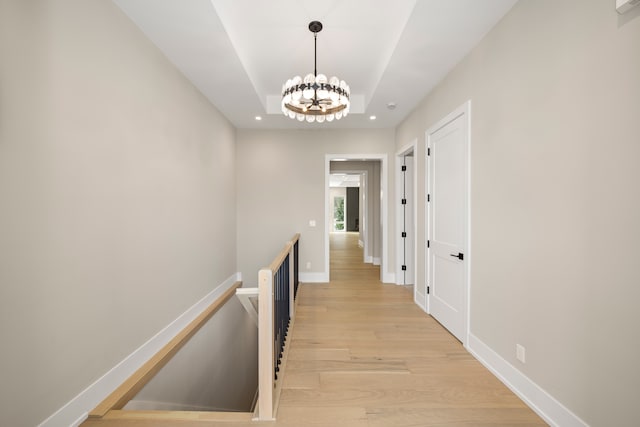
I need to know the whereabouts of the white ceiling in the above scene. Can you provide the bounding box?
[330,174,361,188]
[112,0,518,130]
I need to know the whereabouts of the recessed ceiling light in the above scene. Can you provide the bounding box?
[255,116,262,121]
[369,115,377,121]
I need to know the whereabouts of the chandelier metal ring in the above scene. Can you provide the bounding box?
[281,21,350,123]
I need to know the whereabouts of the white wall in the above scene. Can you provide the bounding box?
[396,0,640,425]
[236,129,395,284]
[0,1,251,426]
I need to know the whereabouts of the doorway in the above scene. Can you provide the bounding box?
[425,101,470,344]
[325,155,391,283]
[345,187,360,232]
[396,142,417,292]
[328,177,360,233]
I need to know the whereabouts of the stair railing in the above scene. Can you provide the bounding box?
[256,233,300,420]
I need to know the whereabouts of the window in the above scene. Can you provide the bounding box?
[333,196,345,231]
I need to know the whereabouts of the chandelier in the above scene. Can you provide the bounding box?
[281,21,350,123]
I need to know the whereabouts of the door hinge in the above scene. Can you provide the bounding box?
[427,240,430,248]
[427,194,430,202]
[401,165,407,172]
[401,198,407,205]
[427,147,431,156]
[401,231,407,238]
[427,286,430,294]
[402,265,407,271]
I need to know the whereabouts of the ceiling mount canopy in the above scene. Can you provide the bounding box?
[281,21,350,123]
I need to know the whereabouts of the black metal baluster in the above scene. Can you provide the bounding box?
[273,254,293,381]
[293,241,299,299]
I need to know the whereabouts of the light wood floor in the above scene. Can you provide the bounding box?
[83,232,546,426]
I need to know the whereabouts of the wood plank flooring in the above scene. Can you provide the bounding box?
[276,232,546,426]
[82,232,546,426]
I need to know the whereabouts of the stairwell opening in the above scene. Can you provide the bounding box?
[123,294,258,413]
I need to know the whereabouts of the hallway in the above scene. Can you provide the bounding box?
[82,232,546,427]
[275,232,547,426]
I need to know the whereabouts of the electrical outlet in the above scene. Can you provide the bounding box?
[306,262,311,269]
[516,344,526,363]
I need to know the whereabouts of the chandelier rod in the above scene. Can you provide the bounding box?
[309,20,322,77]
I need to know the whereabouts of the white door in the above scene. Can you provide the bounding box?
[427,103,469,343]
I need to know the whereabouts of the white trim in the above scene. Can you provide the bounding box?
[465,101,472,345]
[414,291,426,312]
[70,413,87,427]
[325,154,391,283]
[467,334,589,427]
[329,170,370,261]
[382,271,396,284]
[360,171,370,262]
[395,140,418,289]
[425,100,471,345]
[235,287,259,326]
[37,273,242,427]
[373,257,381,266]
[364,255,373,264]
[298,272,329,283]
[395,147,404,283]
[380,156,390,283]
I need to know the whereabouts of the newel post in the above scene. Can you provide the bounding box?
[257,268,274,420]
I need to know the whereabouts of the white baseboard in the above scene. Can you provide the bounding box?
[373,257,381,266]
[37,273,242,427]
[414,292,426,312]
[300,269,390,284]
[467,334,588,427]
[358,240,364,248]
[382,272,395,284]
[364,255,373,263]
[298,272,329,283]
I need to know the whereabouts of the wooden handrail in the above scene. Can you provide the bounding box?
[267,234,300,272]
[90,282,242,418]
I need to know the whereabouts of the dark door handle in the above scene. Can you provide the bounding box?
[450,252,464,260]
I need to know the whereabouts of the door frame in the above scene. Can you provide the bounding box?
[425,100,471,345]
[330,170,369,261]
[395,140,418,289]
[325,154,391,283]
